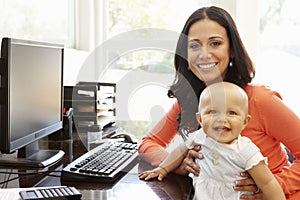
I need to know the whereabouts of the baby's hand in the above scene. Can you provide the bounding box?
[138,167,168,181]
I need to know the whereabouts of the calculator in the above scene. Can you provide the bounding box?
[19,186,82,200]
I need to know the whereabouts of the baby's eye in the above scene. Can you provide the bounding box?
[228,111,237,115]
[208,110,217,115]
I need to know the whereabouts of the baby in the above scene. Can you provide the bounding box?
[139,82,285,200]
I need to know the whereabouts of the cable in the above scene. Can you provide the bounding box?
[0,176,18,187]
[0,170,63,176]
[0,169,63,188]
[1,169,12,188]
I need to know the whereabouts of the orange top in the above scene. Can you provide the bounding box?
[138,84,300,199]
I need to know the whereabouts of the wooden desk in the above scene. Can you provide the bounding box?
[0,131,194,200]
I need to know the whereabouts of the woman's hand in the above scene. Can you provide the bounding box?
[234,172,263,200]
[174,145,203,176]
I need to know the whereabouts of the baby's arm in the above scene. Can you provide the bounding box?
[248,161,286,200]
[138,166,169,181]
[139,143,188,181]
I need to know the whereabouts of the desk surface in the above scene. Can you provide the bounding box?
[0,130,193,200]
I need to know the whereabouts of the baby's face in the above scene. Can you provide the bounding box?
[197,85,250,144]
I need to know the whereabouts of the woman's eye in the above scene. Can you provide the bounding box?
[210,41,221,47]
[189,43,200,50]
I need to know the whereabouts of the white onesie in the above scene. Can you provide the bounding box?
[186,129,267,200]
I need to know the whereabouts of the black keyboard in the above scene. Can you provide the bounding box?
[61,141,139,183]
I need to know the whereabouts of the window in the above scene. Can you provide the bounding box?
[0,0,70,45]
[107,0,212,38]
[256,0,300,116]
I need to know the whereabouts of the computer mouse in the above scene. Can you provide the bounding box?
[110,132,138,144]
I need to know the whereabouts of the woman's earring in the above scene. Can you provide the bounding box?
[229,61,233,67]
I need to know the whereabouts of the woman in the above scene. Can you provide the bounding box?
[138,6,300,199]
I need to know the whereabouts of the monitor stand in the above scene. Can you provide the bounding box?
[0,141,65,168]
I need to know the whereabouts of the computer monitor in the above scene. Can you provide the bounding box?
[0,37,65,167]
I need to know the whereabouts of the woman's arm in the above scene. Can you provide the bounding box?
[138,101,180,166]
[248,161,286,200]
[247,85,300,197]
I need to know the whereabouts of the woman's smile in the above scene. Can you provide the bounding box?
[197,62,217,70]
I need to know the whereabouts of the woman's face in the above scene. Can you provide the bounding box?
[187,19,231,84]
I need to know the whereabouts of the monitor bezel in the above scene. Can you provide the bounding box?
[0,37,64,154]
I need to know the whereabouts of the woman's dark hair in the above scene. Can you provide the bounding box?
[168,6,256,132]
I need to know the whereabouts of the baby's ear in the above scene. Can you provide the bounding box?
[243,115,251,128]
[196,112,202,125]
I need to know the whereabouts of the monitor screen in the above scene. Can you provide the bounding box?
[0,37,64,167]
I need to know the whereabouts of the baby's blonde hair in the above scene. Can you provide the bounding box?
[199,82,249,113]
